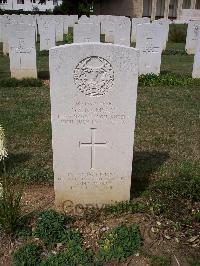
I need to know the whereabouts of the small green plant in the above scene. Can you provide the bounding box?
[64,33,73,44]
[139,73,200,87]
[41,240,94,266]
[0,125,23,234]
[97,224,141,263]
[150,255,171,266]
[33,209,74,247]
[103,201,146,216]
[12,243,42,266]
[192,211,200,223]
[0,78,43,88]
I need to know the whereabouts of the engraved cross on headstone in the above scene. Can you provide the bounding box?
[79,128,107,170]
[45,38,51,46]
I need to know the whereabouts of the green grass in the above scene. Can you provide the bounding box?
[0,41,199,190]
[149,255,171,266]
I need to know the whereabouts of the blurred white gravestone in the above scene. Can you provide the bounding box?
[2,15,13,55]
[55,16,64,42]
[73,23,100,43]
[63,15,78,34]
[50,43,139,207]
[186,21,200,54]
[40,20,56,51]
[114,17,131,46]
[9,24,37,79]
[131,17,150,43]
[101,15,115,43]
[0,16,2,42]
[152,19,170,50]
[192,30,200,78]
[136,23,162,75]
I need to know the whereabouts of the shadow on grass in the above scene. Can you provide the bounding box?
[131,150,169,198]
[3,152,31,172]
[38,71,49,80]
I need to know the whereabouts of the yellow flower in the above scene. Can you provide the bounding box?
[0,125,8,162]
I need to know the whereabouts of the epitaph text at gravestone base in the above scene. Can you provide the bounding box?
[50,43,139,208]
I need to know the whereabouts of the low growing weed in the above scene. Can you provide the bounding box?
[33,209,75,247]
[97,224,141,263]
[12,243,42,266]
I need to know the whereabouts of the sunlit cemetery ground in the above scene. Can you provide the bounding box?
[0,25,199,265]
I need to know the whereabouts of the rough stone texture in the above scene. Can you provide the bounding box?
[136,23,162,75]
[40,19,56,51]
[131,17,150,43]
[74,23,100,43]
[186,21,200,54]
[9,24,37,79]
[50,43,139,207]
[192,30,200,78]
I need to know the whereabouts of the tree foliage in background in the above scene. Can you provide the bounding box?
[54,0,95,16]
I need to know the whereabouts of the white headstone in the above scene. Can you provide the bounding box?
[9,24,37,79]
[152,19,170,50]
[186,21,200,54]
[2,15,13,55]
[73,23,100,43]
[136,23,162,75]
[101,15,115,43]
[0,16,2,43]
[131,17,150,43]
[55,16,64,42]
[40,20,56,51]
[50,43,139,207]
[114,17,131,46]
[78,15,91,24]
[192,30,200,78]
[63,15,78,35]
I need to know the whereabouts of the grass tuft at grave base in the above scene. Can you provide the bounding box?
[12,209,142,266]
[0,78,43,88]
[139,72,200,87]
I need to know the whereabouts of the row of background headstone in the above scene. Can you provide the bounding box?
[0,14,199,79]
